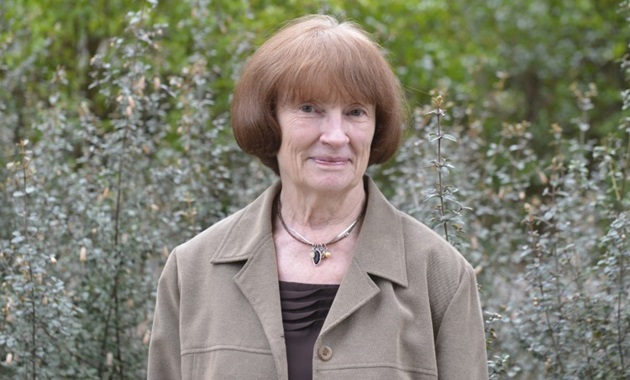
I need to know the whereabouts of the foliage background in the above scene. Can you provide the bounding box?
[1,0,628,378]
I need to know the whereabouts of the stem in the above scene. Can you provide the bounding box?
[616,241,626,374]
[20,143,38,380]
[113,120,129,379]
[610,159,622,204]
[435,107,449,241]
[608,129,629,210]
[546,159,566,374]
[528,211,565,374]
[97,292,114,377]
[113,269,123,378]
[96,99,131,380]
[619,131,630,204]
[538,256,564,373]
[96,2,153,375]
[99,0,155,372]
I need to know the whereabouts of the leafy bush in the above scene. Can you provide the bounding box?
[1,0,628,378]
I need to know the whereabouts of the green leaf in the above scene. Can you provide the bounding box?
[442,133,458,142]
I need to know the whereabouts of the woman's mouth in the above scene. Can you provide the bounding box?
[312,157,350,165]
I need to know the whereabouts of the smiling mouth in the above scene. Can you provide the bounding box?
[312,157,350,165]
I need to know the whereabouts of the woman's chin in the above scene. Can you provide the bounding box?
[301,173,363,195]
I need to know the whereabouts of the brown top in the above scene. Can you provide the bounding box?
[279,281,339,380]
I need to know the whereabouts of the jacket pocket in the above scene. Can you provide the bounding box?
[316,364,438,379]
[182,346,276,379]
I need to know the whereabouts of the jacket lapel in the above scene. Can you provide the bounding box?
[233,237,288,380]
[210,182,289,380]
[320,259,380,334]
[322,178,409,334]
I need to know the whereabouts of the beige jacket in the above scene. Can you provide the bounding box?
[148,178,488,379]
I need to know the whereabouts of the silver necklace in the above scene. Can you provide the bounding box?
[276,197,364,266]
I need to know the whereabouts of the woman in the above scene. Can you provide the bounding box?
[148,15,487,380]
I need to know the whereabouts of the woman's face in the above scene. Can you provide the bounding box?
[275,99,375,195]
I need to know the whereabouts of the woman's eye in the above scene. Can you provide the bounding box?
[299,105,315,113]
[349,108,366,117]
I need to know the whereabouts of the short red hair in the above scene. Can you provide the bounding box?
[231,15,405,174]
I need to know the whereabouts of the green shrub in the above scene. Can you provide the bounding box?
[1,0,628,378]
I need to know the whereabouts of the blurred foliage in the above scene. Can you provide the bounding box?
[1,0,629,378]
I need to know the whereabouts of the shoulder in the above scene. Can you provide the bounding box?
[173,208,247,261]
[362,176,474,286]
[397,209,475,301]
[169,181,280,266]
[397,210,473,275]
[394,209,477,322]
[159,208,247,285]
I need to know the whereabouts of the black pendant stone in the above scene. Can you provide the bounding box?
[311,245,326,266]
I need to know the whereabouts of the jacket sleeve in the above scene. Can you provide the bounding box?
[435,265,488,379]
[148,250,182,380]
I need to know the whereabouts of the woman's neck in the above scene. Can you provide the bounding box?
[278,182,366,234]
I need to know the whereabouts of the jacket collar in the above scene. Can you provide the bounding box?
[209,177,408,288]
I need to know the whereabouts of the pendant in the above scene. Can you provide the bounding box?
[310,245,330,266]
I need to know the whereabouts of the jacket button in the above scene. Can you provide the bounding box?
[317,346,333,361]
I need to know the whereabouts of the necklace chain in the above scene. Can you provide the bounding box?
[276,196,364,266]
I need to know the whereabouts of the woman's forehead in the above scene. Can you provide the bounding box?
[278,74,373,106]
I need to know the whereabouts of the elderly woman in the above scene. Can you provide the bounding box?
[148,15,487,380]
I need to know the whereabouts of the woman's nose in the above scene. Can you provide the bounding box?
[320,111,349,146]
